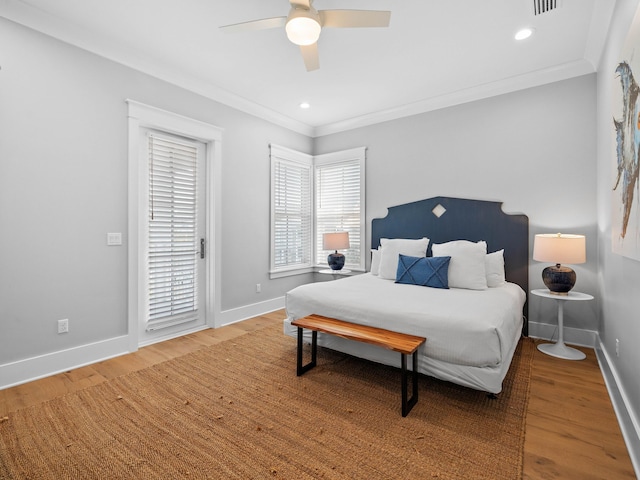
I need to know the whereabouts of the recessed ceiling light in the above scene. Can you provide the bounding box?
[515,28,534,40]
[299,102,311,109]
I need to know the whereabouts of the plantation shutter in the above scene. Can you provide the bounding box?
[147,133,200,330]
[271,148,312,271]
[315,158,363,268]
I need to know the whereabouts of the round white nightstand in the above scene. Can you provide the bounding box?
[531,288,593,360]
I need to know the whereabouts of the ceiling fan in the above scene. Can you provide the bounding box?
[219,0,391,71]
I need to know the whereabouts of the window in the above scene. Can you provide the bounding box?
[315,148,366,269]
[270,145,366,277]
[270,145,313,275]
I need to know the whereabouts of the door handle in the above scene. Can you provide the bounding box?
[200,238,206,259]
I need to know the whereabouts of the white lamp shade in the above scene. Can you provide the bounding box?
[533,233,586,264]
[323,232,350,251]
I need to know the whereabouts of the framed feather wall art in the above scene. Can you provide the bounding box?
[612,7,640,261]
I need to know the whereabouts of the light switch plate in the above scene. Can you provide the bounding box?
[107,233,122,246]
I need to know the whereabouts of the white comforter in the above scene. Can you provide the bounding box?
[285,273,525,368]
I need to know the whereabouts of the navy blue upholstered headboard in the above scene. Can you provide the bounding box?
[371,196,529,335]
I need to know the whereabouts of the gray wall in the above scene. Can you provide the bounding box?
[0,18,312,365]
[596,0,640,452]
[314,74,599,333]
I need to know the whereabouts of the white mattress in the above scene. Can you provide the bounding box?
[284,273,525,368]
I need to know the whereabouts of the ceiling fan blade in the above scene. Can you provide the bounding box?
[300,43,319,71]
[220,16,286,34]
[319,10,391,28]
[290,0,312,9]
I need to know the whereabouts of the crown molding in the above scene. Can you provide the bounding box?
[0,0,314,137]
[1,0,599,140]
[312,59,596,138]
[583,0,617,70]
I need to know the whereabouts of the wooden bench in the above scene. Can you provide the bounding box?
[291,314,427,417]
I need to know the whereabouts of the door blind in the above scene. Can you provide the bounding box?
[147,133,200,330]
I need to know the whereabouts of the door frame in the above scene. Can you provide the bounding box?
[126,100,223,351]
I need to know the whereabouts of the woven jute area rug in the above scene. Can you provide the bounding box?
[0,324,534,479]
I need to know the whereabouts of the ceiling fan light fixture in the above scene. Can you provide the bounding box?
[286,8,321,46]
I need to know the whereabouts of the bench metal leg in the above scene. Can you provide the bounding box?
[296,327,317,376]
[401,351,419,417]
[296,324,420,415]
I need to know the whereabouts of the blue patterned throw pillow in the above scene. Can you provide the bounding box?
[395,254,451,289]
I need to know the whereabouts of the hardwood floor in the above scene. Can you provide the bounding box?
[524,339,636,479]
[1,310,636,479]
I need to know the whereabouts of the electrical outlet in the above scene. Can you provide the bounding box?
[615,338,620,357]
[58,318,69,334]
[256,283,261,293]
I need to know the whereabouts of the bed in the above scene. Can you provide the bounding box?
[283,196,529,394]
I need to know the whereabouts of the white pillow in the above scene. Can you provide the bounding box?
[485,249,505,287]
[378,237,430,280]
[431,240,488,290]
[370,248,381,275]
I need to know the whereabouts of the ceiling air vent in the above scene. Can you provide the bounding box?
[533,0,560,15]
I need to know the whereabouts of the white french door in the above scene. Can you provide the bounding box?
[140,129,207,343]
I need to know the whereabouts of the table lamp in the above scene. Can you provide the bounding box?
[533,233,586,295]
[323,232,350,270]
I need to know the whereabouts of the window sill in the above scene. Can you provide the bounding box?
[269,267,315,279]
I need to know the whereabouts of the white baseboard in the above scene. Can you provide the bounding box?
[596,338,640,478]
[528,321,598,348]
[0,297,287,390]
[216,296,285,327]
[0,335,130,390]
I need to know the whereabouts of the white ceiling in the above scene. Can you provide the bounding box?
[1,0,613,136]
